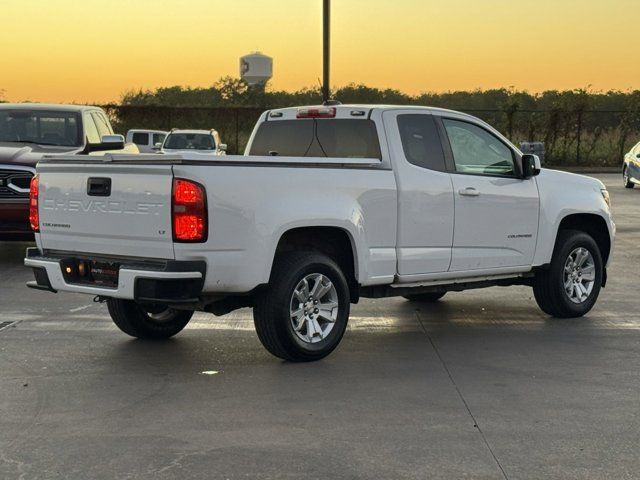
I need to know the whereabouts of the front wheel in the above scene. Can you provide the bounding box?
[253,251,350,362]
[107,299,193,339]
[533,230,603,318]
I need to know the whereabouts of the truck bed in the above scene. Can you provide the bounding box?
[34,152,398,292]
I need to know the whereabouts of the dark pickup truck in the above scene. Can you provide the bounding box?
[0,104,137,239]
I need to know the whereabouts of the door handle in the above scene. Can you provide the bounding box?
[458,187,480,197]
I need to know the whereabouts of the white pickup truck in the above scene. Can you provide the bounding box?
[24,105,615,361]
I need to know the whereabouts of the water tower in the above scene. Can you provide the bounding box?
[240,52,273,90]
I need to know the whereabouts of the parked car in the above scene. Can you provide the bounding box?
[160,129,226,155]
[0,103,137,240]
[126,129,167,153]
[622,140,640,188]
[25,105,614,361]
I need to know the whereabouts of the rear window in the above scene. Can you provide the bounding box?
[248,119,381,159]
[249,120,314,157]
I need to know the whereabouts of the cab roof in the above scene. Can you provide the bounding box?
[128,129,167,133]
[265,104,475,121]
[0,103,103,113]
[168,129,217,135]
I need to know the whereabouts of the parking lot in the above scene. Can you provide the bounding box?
[0,173,637,480]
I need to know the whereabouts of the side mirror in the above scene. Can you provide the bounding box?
[521,154,541,178]
[86,134,125,153]
[218,143,227,152]
[153,142,162,150]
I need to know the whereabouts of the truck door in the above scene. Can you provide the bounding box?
[382,111,454,275]
[438,117,539,271]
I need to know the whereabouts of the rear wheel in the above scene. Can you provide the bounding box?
[533,230,603,318]
[107,299,193,339]
[623,166,634,188]
[253,251,350,362]
[403,292,446,302]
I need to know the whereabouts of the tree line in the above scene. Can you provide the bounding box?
[121,77,640,114]
[116,79,640,166]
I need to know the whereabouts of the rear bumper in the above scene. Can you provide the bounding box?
[24,248,205,302]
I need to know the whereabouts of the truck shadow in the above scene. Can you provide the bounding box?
[394,294,603,330]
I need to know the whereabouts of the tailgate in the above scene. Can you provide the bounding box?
[37,162,175,259]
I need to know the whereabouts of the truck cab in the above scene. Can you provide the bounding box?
[248,106,544,277]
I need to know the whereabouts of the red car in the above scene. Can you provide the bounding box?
[0,103,134,240]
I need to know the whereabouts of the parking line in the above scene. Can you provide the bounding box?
[0,321,18,332]
[69,305,92,313]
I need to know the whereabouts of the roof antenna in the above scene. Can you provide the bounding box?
[322,0,341,106]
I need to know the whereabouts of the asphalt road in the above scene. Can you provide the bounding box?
[1,173,638,480]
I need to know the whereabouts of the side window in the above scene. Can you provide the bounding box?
[442,119,515,177]
[91,112,111,138]
[132,132,148,145]
[397,114,446,171]
[152,133,165,145]
[83,112,100,144]
[100,112,114,134]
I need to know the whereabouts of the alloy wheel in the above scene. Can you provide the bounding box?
[563,247,596,304]
[289,273,339,343]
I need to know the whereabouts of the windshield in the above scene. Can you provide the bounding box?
[0,110,82,147]
[164,133,215,150]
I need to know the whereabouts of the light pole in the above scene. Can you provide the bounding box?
[322,0,330,104]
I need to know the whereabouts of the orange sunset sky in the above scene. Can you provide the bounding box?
[1,0,638,103]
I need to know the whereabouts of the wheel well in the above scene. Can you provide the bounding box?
[557,214,611,264]
[274,227,359,301]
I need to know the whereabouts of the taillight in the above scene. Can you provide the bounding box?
[296,106,336,119]
[172,178,207,242]
[29,174,39,232]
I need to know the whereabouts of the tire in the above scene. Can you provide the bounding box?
[107,299,193,339]
[623,166,634,188]
[253,251,350,362]
[403,292,446,302]
[533,230,603,318]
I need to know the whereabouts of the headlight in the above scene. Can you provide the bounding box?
[601,189,611,209]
